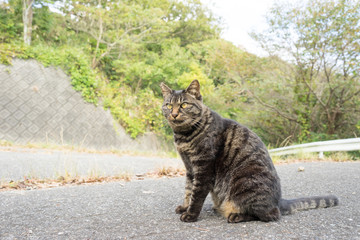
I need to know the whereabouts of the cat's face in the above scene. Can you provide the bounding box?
[160,80,203,132]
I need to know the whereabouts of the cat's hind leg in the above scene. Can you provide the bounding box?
[219,200,259,223]
[255,207,281,222]
[219,200,239,218]
[227,213,257,223]
[219,200,257,223]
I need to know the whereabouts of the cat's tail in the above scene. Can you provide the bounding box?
[279,195,339,215]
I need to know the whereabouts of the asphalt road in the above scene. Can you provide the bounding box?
[0,147,182,181]
[0,150,359,239]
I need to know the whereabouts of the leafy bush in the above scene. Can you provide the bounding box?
[103,84,170,139]
[0,1,22,42]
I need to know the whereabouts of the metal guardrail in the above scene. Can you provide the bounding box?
[268,138,360,158]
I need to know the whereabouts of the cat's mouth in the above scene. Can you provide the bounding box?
[171,119,185,124]
[168,117,186,125]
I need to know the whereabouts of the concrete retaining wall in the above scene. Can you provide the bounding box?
[0,59,163,151]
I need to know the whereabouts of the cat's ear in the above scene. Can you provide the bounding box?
[185,80,202,101]
[160,82,173,99]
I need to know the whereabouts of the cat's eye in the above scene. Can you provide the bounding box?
[167,104,173,109]
[181,103,188,108]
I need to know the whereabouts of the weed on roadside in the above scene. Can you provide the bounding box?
[0,174,131,192]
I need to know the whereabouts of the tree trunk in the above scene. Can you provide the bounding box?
[23,0,34,46]
[91,11,103,69]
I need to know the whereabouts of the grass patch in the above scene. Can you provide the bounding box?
[0,166,183,192]
[0,140,13,147]
[271,151,359,164]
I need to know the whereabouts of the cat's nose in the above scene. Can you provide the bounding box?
[171,112,179,118]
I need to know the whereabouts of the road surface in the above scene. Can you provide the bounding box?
[0,148,359,239]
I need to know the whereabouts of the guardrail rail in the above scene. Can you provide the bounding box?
[268,138,360,158]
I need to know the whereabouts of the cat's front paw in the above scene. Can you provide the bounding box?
[180,212,198,222]
[175,205,188,214]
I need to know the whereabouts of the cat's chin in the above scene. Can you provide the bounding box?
[169,120,185,129]
[169,120,192,132]
[172,119,185,124]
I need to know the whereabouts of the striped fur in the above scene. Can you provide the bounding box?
[280,195,339,215]
[160,80,339,223]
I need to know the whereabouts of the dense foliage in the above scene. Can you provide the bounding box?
[251,0,360,144]
[0,0,359,148]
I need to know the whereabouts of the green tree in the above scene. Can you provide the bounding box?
[163,0,220,46]
[251,0,360,143]
[22,0,34,45]
[0,0,23,42]
[63,0,165,69]
[0,0,58,44]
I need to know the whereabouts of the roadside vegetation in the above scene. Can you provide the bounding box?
[0,164,185,192]
[271,151,360,164]
[1,0,359,151]
[0,140,178,158]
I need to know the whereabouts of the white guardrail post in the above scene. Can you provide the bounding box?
[268,138,360,158]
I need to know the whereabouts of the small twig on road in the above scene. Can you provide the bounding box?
[192,227,210,232]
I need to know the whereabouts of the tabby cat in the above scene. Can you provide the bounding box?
[160,80,339,223]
